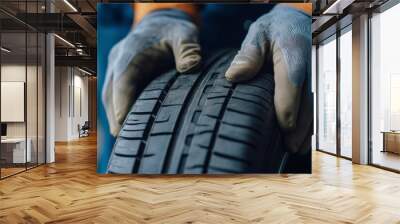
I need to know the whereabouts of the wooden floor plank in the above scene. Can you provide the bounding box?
[0,134,399,223]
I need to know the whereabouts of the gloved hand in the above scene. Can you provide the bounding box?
[102,9,201,136]
[225,5,312,153]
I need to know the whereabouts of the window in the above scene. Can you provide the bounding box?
[370,3,400,171]
[312,45,317,150]
[317,36,337,154]
[339,27,352,158]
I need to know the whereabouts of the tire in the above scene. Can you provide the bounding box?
[107,50,286,174]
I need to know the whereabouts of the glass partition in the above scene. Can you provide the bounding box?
[1,31,28,177]
[0,1,46,179]
[27,31,38,169]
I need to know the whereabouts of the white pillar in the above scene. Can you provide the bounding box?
[352,14,369,164]
[46,32,55,163]
[45,1,56,163]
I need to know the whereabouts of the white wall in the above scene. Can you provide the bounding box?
[1,65,39,138]
[54,67,89,141]
[55,67,69,141]
[1,65,26,138]
[72,72,89,137]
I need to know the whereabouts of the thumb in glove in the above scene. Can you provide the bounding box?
[225,5,311,131]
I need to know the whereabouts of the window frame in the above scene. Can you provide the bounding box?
[315,23,353,160]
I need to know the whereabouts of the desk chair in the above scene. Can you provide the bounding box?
[78,121,90,138]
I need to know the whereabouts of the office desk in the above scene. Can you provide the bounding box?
[382,131,400,154]
[1,138,31,164]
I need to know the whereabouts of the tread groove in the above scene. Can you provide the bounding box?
[160,51,232,173]
[245,83,273,93]
[161,74,205,174]
[218,134,257,149]
[130,75,178,173]
[231,96,270,110]
[213,151,251,165]
[221,121,263,136]
[226,108,265,123]
[203,84,235,173]
[169,51,233,173]
[235,90,269,102]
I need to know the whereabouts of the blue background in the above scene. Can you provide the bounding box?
[97,3,274,173]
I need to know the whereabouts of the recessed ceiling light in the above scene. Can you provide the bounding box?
[78,67,92,76]
[63,0,78,12]
[323,0,343,15]
[322,0,354,15]
[1,47,11,53]
[54,34,75,48]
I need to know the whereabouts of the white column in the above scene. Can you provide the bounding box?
[46,32,55,163]
[352,14,369,164]
[45,0,56,163]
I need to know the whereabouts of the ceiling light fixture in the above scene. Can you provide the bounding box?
[63,0,78,12]
[1,47,11,53]
[54,34,75,48]
[323,0,342,14]
[322,0,354,15]
[76,48,86,56]
[78,67,93,76]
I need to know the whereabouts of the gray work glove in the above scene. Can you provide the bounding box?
[102,9,201,136]
[225,5,312,153]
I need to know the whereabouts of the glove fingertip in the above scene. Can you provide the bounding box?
[176,55,202,73]
[225,68,240,83]
[110,123,121,137]
[225,72,249,83]
[225,62,257,83]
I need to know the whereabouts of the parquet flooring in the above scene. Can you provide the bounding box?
[0,134,400,223]
[1,167,26,178]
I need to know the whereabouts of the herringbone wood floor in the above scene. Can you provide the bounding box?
[1,134,400,224]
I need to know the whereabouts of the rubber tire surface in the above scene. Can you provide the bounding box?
[107,50,285,174]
